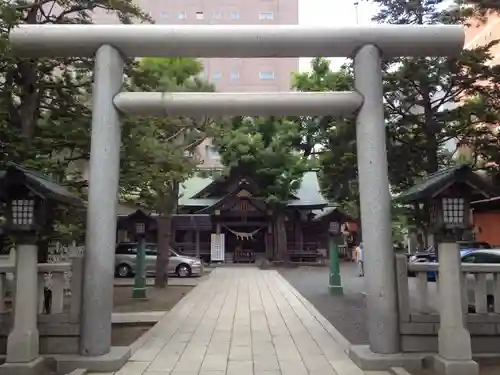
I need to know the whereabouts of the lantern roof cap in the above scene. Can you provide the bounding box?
[395,164,499,203]
[0,163,84,207]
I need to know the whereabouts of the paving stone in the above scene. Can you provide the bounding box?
[329,359,366,375]
[226,360,253,375]
[201,354,228,371]
[279,360,309,375]
[114,361,150,375]
[253,355,280,371]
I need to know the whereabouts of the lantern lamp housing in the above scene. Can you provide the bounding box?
[441,197,466,227]
[121,210,154,240]
[135,222,146,235]
[5,188,46,233]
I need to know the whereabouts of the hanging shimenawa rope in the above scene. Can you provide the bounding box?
[222,225,264,240]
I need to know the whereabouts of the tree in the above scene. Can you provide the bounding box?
[461,0,500,20]
[120,57,215,288]
[0,0,149,163]
[292,58,358,214]
[0,1,150,246]
[373,0,500,181]
[372,0,500,245]
[213,116,310,261]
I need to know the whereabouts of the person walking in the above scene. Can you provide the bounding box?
[357,242,364,277]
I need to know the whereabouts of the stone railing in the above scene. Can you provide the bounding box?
[0,257,84,355]
[395,254,500,353]
[0,260,83,319]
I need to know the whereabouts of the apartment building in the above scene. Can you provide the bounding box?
[465,14,500,63]
[93,0,299,93]
[94,0,299,168]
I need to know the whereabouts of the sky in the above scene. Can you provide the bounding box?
[298,0,379,72]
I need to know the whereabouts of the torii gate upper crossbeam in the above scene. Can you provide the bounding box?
[9,24,464,58]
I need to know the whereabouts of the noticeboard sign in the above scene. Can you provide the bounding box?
[329,221,341,235]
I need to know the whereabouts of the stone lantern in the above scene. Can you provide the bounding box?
[122,210,154,299]
[0,163,82,375]
[328,220,343,295]
[428,193,478,375]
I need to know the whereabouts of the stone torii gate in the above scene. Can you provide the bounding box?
[9,24,464,371]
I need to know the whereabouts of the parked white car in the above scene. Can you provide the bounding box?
[114,242,203,278]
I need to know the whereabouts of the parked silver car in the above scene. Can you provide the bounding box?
[115,243,203,278]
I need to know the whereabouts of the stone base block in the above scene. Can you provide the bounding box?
[51,346,130,374]
[0,356,50,375]
[433,355,479,375]
[349,345,428,372]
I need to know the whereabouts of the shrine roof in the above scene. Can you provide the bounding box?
[312,206,354,221]
[178,171,328,208]
[395,164,499,203]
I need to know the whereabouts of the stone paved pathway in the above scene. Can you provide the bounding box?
[93,268,389,375]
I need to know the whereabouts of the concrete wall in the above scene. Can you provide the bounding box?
[473,211,500,246]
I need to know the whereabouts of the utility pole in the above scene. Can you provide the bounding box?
[354,1,360,25]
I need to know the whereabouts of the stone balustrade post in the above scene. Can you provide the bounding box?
[70,256,84,323]
[0,242,46,375]
[50,272,65,314]
[434,242,478,375]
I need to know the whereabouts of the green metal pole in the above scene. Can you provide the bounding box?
[132,236,147,299]
[328,236,344,295]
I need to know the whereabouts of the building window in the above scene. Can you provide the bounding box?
[212,71,221,81]
[230,11,240,20]
[231,70,240,81]
[213,11,222,19]
[259,71,275,80]
[177,11,186,20]
[196,11,204,20]
[160,11,169,18]
[258,12,274,20]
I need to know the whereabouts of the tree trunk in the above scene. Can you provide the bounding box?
[425,135,439,174]
[154,183,180,289]
[275,213,287,262]
[155,215,171,289]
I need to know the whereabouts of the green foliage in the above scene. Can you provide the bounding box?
[120,58,215,213]
[213,116,309,207]
[0,0,150,242]
[294,2,500,229]
[139,58,204,87]
[373,0,500,186]
[366,0,500,231]
[460,0,500,20]
[293,58,358,210]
